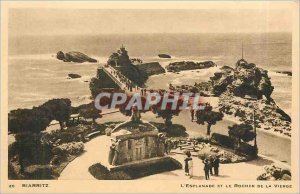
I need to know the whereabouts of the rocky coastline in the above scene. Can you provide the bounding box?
[166,61,216,72]
[195,59,291,138]
[136,62,166,76]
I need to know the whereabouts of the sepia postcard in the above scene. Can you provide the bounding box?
[0,1,299,193]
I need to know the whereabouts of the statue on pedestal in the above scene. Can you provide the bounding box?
[131,102,141,123]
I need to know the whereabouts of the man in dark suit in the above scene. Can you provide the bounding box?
[213,156,220,176]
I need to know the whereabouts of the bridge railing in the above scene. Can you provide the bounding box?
[102,67,125,88]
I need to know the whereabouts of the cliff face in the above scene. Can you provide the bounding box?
[218,93,291,137]
[207,59,291,137]
[166,61,215,72]
[136,62,166,76]
[57,51,97,63]
[211,59,274,100]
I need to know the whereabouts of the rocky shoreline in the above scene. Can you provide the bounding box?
[194,59,291,138]
[218,94,291,137]
[136,62,166,76]
[166,61,216,72]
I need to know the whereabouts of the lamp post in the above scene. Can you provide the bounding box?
[253,108,257,149]
[251,96,258,156]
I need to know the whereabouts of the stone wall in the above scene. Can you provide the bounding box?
[117,136,159,165]
[96,68,121,89]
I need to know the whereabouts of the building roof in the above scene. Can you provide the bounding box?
[111,120,159,140]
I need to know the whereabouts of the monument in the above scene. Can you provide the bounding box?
[108,104,165,166]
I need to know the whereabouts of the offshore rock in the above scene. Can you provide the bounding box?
[158,54,171,58]
[166,61,215,72]
[68,73,82,79]
[136,62,166,76]
[106,45,148,86]
[57,51,97,63]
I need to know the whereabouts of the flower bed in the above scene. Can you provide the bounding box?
[257,165,291,181]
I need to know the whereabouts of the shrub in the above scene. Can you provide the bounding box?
[42,125,89,145]
[257,173,269,180]
[166,124,188,137]
[258,165,292,181]
[24,165,55,180]
[190,135,210,143]
[88,163,111,180]
[236,142,258,157]
[211,133,235,149]
[105,128,112,136]
[150,122,187,137]
[198,152,217,160]
[281,169,291,177]
[8,142,18,159]
[53,142,84,156]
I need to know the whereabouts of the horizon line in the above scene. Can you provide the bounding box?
[9,31,292,37]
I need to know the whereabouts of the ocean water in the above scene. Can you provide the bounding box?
[8,33,292,115]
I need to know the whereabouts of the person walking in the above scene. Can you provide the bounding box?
[184,151,192,176]
[112,139,121,166]
[203,158,210,180]
[190,107,195,121]
[213,156,220,176]
[209,156,214,175]
[188,156,193,179]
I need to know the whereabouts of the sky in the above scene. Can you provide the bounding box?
[8,8,292,36]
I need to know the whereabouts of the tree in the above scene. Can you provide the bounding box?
[40,98,71,130]
[195,104,224,136]
[118,93,182,132]
[9,107,51,134]
[8,107,51,172]
[228,123,256,149]
[79,102,102,124]
[151,94,183,131]
[151,107,179,130]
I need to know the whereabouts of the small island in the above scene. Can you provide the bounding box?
[158,54,171,58]
[276,71,292,76]
[136,62,166,76]
[68,73,82,79]
[57,51,97,63]
[166,61,216,72]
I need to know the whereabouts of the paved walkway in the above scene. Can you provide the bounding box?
[59,135,111,180]
[59,108,290,180]
[58,132,275,180]
[140,154,270,180]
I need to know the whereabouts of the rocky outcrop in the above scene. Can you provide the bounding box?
[130,58,143,65]
[195,61,291,137]
[106,46,148,86]
[158,54,171,58]
[166,61,215,72]
[210,61,274,100]
[257,165,291,180]
[218,93,291,137]
[57,51,97,63]
[276,71,292,76]
[68,73,82,79]
[136,62,166,76]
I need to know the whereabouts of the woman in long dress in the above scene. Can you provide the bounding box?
[184,151,192,176]
[188,157,193,178]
